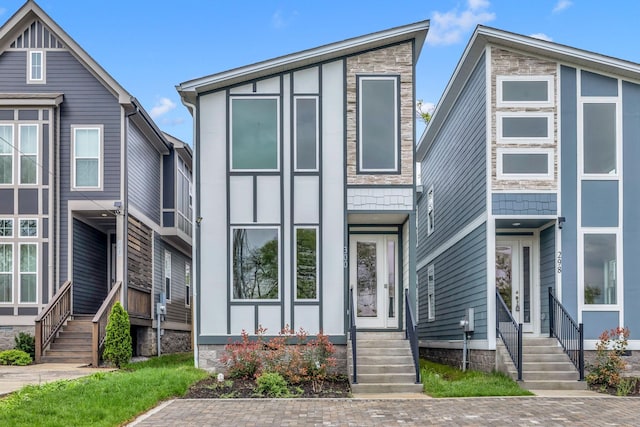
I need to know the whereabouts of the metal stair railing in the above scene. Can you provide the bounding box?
[404,289,421,383]
[496,290,522,381]
[549,287,584,380]
[349,289,357,384]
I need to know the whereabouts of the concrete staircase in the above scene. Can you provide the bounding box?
[498,336,586,391]
[347,331,423,394]
[40,316,93,365]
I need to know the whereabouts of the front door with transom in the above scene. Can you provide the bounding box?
[496,237,538,333]
[349,234,399,329]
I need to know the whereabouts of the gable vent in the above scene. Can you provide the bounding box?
[9,19,64,49]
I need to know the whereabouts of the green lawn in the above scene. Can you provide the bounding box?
[0,353,208,427]
[420,359,533,397]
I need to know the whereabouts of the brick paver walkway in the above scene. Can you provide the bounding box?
[130,397,640,426]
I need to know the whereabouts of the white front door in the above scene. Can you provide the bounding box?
[496,237,538,333]
[349,234,398,329]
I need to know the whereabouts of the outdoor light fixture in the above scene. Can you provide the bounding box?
[558,216,566,229]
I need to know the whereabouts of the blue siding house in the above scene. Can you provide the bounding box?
[0,1,193,363]
[417,25,640,385]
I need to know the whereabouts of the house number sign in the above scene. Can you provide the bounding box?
[556,251,562,274]
[343,247,348,268]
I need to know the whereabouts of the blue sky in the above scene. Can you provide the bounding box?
[1,0,638,145]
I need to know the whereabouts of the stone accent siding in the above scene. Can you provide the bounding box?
[492,193,557,215]
[419,346,495,373]
[0,325,34,351]
[347,187,413,211]
[346,42,414,186]
[136,327,192,356]
[491,47,558,191]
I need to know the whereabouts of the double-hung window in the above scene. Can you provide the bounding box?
[0,125,13,184]
[295,227,318,300]
[28,51,45,84]
[358,76,399,173]
[19,124,37,184]
[230,97,279,171]
[19,243,37,303]
[72,126,102,189]
[0,244,11,303]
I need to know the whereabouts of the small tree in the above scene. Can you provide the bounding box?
[102,301,132,368]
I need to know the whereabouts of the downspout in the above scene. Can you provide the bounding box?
[180,97,198,367]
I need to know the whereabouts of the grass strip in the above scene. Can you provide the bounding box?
[0,353,207,427]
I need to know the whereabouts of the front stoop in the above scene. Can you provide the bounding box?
[347,331,423,394]
[497,336,587,391]
[40,317,93,364]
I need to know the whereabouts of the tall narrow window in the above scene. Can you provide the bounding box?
[0,125,13,184]
[232,227,279,300]
[19,243,36,303]
[427,264,435,321]
[73,127,101,189]
[583,234,617,305]
[28,51,44,83]
[294,97,318,171]
[19,125,37,184]
[164,251,172,301]
[0,244,12,303]
[583,103,617,175]
[358,76,399,172]
[177,158,192,237]
[185,262,191,307]
[295,227,317,300]
[427,187,434,235]
[231,98,279,171]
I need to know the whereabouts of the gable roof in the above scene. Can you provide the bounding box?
[176,20,429,106]
[417,25,640,160]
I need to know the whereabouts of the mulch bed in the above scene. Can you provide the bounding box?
[184,375,351,399]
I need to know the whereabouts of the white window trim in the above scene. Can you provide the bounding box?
[496,147,554,180]
[27,50,45,84]
[0,242,13,304]
[18,242,37,304]
[230,225,281,302]
[0,218,14,237]
[496,75,554,108]
[357,75,399,173]
[71,125,104,191]
[229,96,281,172]
[0,124,14,186]
[427,264,435,322]
[185,261,191,308]
[18,124,38,185]
[426,186,434,236]
[164,250,172,302]
[18,218,38,238]
[496,112,554,144]
[177,158,193,235]
[293,96,319,172]
[578,229,622,312]
[294,225,319,302]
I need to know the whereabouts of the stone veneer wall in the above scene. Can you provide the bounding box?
[136,327,192,356]
[491,46,558,191]
[419,347,496,373]
[345,42,414,186]
[0,325,34,351]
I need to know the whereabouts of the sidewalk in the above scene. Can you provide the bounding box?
[0,363,109,396]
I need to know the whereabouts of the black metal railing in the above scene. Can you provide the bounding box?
[549,287,584,380]
[349,289,357,384]
[496,290,522,381]
[405,289,421,383]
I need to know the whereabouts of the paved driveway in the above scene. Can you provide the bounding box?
[130,396,639,426]
[0,363,108,396]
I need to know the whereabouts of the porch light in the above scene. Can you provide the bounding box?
[512,222,521,227]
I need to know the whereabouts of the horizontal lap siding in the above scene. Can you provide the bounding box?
[72,219,108,314]
[539,225,555,334]
[417,55,487,262]
[154,233,191,325]
[418,223,487,340]
[128,123,161,224]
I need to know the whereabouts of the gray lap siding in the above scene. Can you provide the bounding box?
[128,122,161,224]
[154,232,190,325]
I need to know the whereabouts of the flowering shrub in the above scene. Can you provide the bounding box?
[586,327,630,391]
[220,326,336,392]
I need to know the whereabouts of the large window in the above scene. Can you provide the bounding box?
[583,103,617,175]
[294,97,318,171]
[497,76,554,107]
[232,227,279,300]
[72,126,102,189]
[19,243,36,303]
[177,157,192,236]
[295,227,317,300]
[358,76,399,172]
[28,51,45,84]
[0,244,11,303]
[231,97,279,171]
[19,125,37,184]
[583,234,617,305]
[0,125,13,184]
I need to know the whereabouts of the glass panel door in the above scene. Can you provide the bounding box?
[496,238,535,333]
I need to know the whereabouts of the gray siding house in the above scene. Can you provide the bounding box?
[0,1,192,362]
[417,26,640,384]
[178,22,429,392]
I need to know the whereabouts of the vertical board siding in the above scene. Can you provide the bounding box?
[72,219,108,314]
[417,55,486,262]
[128,122,161,224]
[154,232,191,325]
[539,225,555,334]
[417,223,487,341]
[623,80,640,333]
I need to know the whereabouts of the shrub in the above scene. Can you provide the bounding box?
[586,326,630,391]
[0,349,32,366]
[255,372,290,397]
[220,328,265,379]
[14,332,35,359]
[102,301,132,368]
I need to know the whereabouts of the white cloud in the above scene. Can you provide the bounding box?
[553,0,572,13]
[272,10,284,29]
[427,0,496,46]
[529,33,553,42]
[150,97,176,119]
